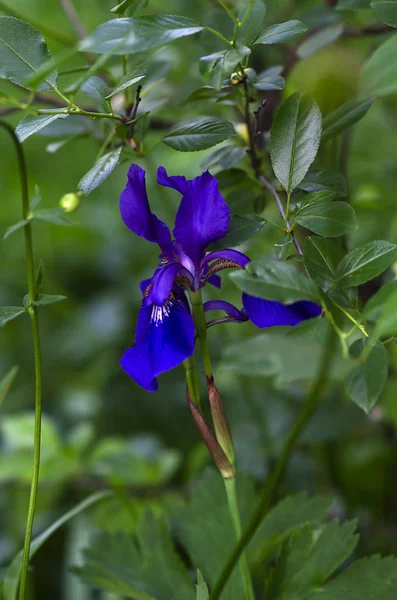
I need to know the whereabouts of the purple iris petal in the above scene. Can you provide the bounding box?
[173,170,230,266]
[204,300,246,321]
[145,262,192,306]
[120,299,195,391]
[208,274,221,288]
[157,166,188,195]
[120,165,172,253]
[202,249,251,270]
[243,293,322,328]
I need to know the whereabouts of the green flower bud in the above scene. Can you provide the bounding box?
[60,192,82,213]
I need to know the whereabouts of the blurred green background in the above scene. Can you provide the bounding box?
[2,1,397,598]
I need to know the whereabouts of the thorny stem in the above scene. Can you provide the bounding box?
[0,120,42,600]
[209,328,337,600]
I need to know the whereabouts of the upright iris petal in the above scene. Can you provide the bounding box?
[242,293,322,328]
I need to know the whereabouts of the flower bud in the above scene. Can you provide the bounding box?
[234,123,250,145]
[206,376,235,465]
[230,72,241,85]
[59,192,82,213]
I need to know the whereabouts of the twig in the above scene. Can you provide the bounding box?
[129,84,143,121]
[58,0,87,40]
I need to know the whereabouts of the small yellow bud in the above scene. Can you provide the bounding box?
[230,72,241,85]
[234,123,250,144]
[60,192,82,213]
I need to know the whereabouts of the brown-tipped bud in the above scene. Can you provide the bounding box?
[187,389,235,480]
[206,376,235,465]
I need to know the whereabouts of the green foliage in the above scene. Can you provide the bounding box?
[344,339,388,413]
[254,21,308,45]
[294,193,356,237]
[336,241,397,287]
[0,366,18,407]
[210,215,266,250]
[322,98,375,142]
[163,118,236,152]
[0,306,26,327]
[196,571,209,600]
[371,1,397,27]
[16,113,69,143]
[78,148,123,195]
[303,237,345,291]
[361,33,397,96]
[106,66,146,99]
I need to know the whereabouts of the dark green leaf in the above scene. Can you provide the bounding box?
[210,215,266,250]
[345,339,388,413]
[0,366,18,408]
[299,170,347,196]
[337,240,397,287]
[270,92,322,195]
[230,259,320,303]
[371,1,397,26]
[106,66,146,98]
[254,66,285,91]
[3,220,30,240]
[16,113,68,143]
[361,33,397,97]
[297,25,343,59]
[363,280,397,320]
[196,571,209,600]
[322,98,375,142]
[33,294,67,306]
[78,147,123,195]
[295,199,356,237]
[304,237,345,291]
[237,0,267,46]
[0,307,25,328]
[199,51,225,89]
[81,15,203,55]
[254,20,308,45]
[201,146,246,171]
[337,0,370,8]
[223,45,251,72]
[33,208,77,226]
[373,287,397,338]
[0,16,57,90]
[163,117,235,152]
[82,76,110,104]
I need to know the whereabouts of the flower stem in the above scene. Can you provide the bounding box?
[189,290,212,378]
[0,120,42,600]
[209,328,337,600]
[184,355,202,411]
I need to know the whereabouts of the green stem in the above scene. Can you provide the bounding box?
[206,26,232,46]
[217,0,238,23]
[189,290,212,377]
[209,328,337,600]
[331,300,369,337]
[285,193,291,225]
[0,1,75,45]
[0,120,42,600]
[184,355,202,411]
[38,108,123,121]
[122,55,131,111]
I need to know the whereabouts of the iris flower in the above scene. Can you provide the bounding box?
[120,165,321,391]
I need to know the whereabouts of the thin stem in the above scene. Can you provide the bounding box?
[122,55,131,112]
[285,193,291,226]
[189,290,212,378]
[217,0,238,23]
[0,120,42,600]
[209,328,337,600]
[58,0,87,39]
[332,300,369,337]
[206,26,232,46]
[184,355,202,411]
[38,108,123,121]
[0,1,74,45]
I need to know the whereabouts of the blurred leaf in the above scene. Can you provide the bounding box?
[33,208,77,226]
[337,0,370,7]
[201,146,246,171]
[163,118,235,152]
[361,33,397,97]
[210,215,266,250]
[345,339,388,413]
[82,76,110,104]
[196,571,209,600]
[16,113,68,143]
[230,259,320,303]
[297,25,343,59]
[337,240,397,287]
[3,491,110,600]
[322,98,375,142]
[304,237,345,291]
[295,199,356,237]
[270,92,322,195]
[371,1,397,26]
[181,86,218,106]
[0,16,57,90]
[106,66,146,98]
[254,21,308,45]
[33,294,67,306]
[111,0,141,13]
[299,170,347,196]
[0,366,18,408]
[373,287,397,338]
[363,280,397,320]
[199,51,225,88]
[0,307,25,327]
[81,15,203,55]
[3,219,30,240]
[237,0,267,45]
[223,45,251,72]
[78,147,123,196]
[255,66,285,91]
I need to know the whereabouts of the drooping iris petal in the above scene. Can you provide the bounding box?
[157,166,188,195]
[120,300,195,391]
[120,164,172,253]
[173,171,230,266]
[207,274,221,288]
[242,293,322,328]
[145,262,192,306]
[204,300,246,321]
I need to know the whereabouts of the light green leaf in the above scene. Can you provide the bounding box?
[16,113,68,143]
[196,571,209,600]
[254,66,285,91]
[0,16,57,90]
[295,199,356,237]
[299,170,347,196]
[3,219,30,240]
[230,259,320,303]
[181,86,218,106]
[303,237,345,291]
[81,15,203,55]
[363,280,397,320]
[199,51,225,89]
[361,33,397,97]
[270,92,322,195]
[82,76,110,104]
[237,0,267,46]
[200,146,246,171]
[373,287,397,338]
[0,307,25,327]
[105,66,146,98]
[3,491,110,600]
[322,97,375,142]
[33,208,77,226]
[110,0,141,13]
[0,366,18,408]
[371,1,397,27]
[223,45,251,72]
[254,20,308,45]
[33,294,67,306]
[163,117,235,152]
[345,339,388,413]
[297,25,343,59]
[210,215,266,250]
[337,240,397,287]
[78,147,123,196]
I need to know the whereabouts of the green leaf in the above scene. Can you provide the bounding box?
[0,307,25,327]
[110,0,141,13]
[270,92,322,195]
[199,51,225,88]
[345,339,388,413]
[373,287,397,338]
[363,280,397,320]
[304,237,345,291]
[237,0,267,46]
[254,66,285,91]
[297,25,343,59]
[371,1,397,27]
[196,571,209,600]
[33,208,77,226]
[33,294,67,306]
[322,98,375,142]
[181,86,218,106]
[337,240,397,287]
[0,16,57,90]
[81,15,204,55]
[210,215,266,250]
[82,76,110,104]
[361,33,397,97]
[75,513,194,600]
[201,146,246,171]
[2,491,110,600]
[78,147,123,196]
[223,45,251,72]
[163,117,235,152]
[254,20,308,45]
[295,199,356,237]
[230,259,320,303]
[0,366,18,408]
[337,0,370,8]
[3,219,30,240]
[299,169,347,196]
[16,113,68,143]
[106,66,146,98]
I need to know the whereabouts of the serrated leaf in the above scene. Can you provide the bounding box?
[33,208,77,226]
[322,97,375,142]
[163,117,235,152]
[304,237,345,291]
[337,240,397,287]
[231,259,320,303]
[295,199,356,237]
[345,339,388,413]
[299,170,347,196]
[82,76,110,104]
[297,25,343,59]
[16,113,68,143]
[210,215,265,250]
[361,33,397,97]
[80,15,203,55]
[0,307,26,328]
[254,20,308,45]
[373,287,397,338]
[196,571,209,600]
[78,147,123,196]
[270,92,322,195]
[106,66,146,98]
[371,1,397,27]
[0,16,57,91]
[0,366,18,408]
[3,492,109,600]
[33,294,67,306]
